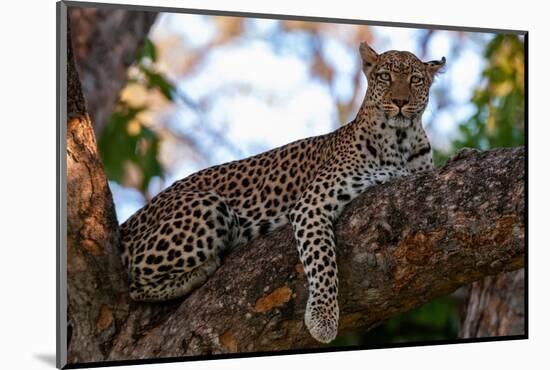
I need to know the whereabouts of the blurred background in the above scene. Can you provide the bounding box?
[95,12,525,346]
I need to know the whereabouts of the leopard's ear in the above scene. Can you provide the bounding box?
[359,42,379,75]
[424,56,446,77]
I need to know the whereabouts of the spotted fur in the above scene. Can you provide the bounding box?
[119,43,445,343]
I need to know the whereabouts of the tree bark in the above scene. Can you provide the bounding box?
[64,9,157,365]
[104,146,524,361]
[66,20,128,363]
[68,7,157,135]
[64,10,525,362]
[459,269,525,338]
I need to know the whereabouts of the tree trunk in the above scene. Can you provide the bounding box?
[66,19,128,363]
[68,6,157,135]
[64,10,156,365]
[63,8,525,364]
[460,269,525,338]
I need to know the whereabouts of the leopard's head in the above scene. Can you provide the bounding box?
[359,42,445,129]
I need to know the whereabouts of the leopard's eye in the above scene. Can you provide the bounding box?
[378,72,391,81]
[411,75,423,84]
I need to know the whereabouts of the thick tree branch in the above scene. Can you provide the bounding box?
[107,146,525,360]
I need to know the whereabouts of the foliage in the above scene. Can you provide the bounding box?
[98,38,174,194]
[377,297,461,342]
[330,296,461,346]
[456,34,524,150]
[434,34,525,166]
[98,105,163,194]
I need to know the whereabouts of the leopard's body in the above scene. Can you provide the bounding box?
[120,43,445,343]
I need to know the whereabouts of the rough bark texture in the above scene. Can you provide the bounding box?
[460,269,525,338]
[65,9,158,365]
[69,7,157,135]
[103,146,524,361]
[66,21,130,364]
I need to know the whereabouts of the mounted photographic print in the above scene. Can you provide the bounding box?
[57,1,527,368]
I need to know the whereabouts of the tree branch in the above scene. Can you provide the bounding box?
[106,146,525,360]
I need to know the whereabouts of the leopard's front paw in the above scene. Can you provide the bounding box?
[304,300,339,343]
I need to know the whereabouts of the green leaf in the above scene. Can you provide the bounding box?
[137,38,157,62]
[98,103,163,193]
[453,34,524,154]
[140,66,176,101]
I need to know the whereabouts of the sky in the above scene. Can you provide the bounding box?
[111,12,493,223]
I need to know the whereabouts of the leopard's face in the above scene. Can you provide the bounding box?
[360,43,446,129]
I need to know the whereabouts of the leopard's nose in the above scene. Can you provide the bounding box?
[392,98,409,108]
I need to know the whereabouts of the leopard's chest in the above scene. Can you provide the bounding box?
[380,140,412,164]
[369,136,416,181]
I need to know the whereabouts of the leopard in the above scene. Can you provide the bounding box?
[119,42,446,343]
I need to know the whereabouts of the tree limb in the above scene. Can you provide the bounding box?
[106,146,525,360]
